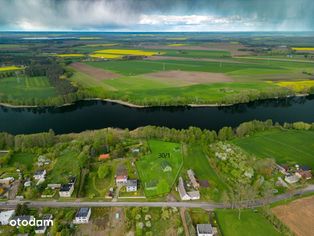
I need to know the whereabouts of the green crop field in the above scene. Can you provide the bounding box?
[135,140,183,197]
[163,49,231,58]
[0,76,58,101]
[232,129,314,168]
[182,145,228,201]
[85,59,280,76]
[216,209,282,236]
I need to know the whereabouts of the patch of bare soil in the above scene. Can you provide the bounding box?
[71,62,120,80]
[272,196,314,236]
[145,70,233,85]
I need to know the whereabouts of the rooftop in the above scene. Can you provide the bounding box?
[127,179,137,187]
[60,183,73,192]
[76,208,90,218]
[197,224,213,234]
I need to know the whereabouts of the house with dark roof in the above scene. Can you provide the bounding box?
[196,224,213,236]
[59,183,74,197]
[35,214,53,234]
[73,208,91,224]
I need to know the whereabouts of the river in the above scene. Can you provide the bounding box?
[0,95,313,135]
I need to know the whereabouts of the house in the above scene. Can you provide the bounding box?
[126,179,137,192]
[35,214,53,234]
[0,210,15,225]
[59,183,74,197]
[73,208,91,224]
[98,153,110,161]
[116,175,128,185]
[276,164,288,175]
[161,160,172,172]
[47,183,61,189]
[187,169,200,189]
[196,224,213,236]
[187,190,200,200]
[37,155,51,167]
[178,177,191,200]
[0,177,14,185]
[285,174,300,184]
[296,170,312,180]
[33,170,46,180]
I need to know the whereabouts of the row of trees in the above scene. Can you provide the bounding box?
[1,120,314,151]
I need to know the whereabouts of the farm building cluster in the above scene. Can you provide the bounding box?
[178,169,201,201]
[276,164,312,186]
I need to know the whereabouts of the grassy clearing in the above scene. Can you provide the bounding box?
[47,150,81,184]
[0,76,58,100]
[136,140,183,197]
[216,209,282,236]
[232,129,314,168]
[183,145,228,201]
[8,153,36,171]
[0,66,23,72]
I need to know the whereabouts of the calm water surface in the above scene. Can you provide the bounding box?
[0,95,314,134]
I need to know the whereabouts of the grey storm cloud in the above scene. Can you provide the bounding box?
[0,0,313,31]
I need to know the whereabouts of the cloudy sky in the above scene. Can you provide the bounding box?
[0,0,313,31]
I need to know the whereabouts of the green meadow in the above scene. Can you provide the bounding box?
[135,140,183,197]
[0,76,58,101]
[232,129,314,168]
[216,209,282,236]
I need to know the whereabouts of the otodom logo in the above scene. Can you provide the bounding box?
[9,217,53,227]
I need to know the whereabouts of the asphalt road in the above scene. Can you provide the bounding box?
[1,184,313,210]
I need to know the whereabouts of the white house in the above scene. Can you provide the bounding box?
[59,183,74,197]
[187,191,200,200]
[116,175,128,185]
[126,180,137,192]
[0,177,14,185]
[178,177,191,200]
[285,174,300,184]
[33,170,46,180]
[196,224,213,236]
[0,210,15,225]
[73,208,91,224]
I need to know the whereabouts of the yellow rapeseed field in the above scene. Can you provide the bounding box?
[56,54,84,57]
[94,49,158,56]
[90,53,122,59]
[0,66,23,72]
[167,43,187,47]
[292,47,314,51]
[277,80,314,92]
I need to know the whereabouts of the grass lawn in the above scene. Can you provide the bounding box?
[0,76,58,101]
[47,150,81,184]
[135,140,183,197]
[232,129,314,169]
[8,152,36,171]
[182,145,228,201]
[216,209,282,236]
